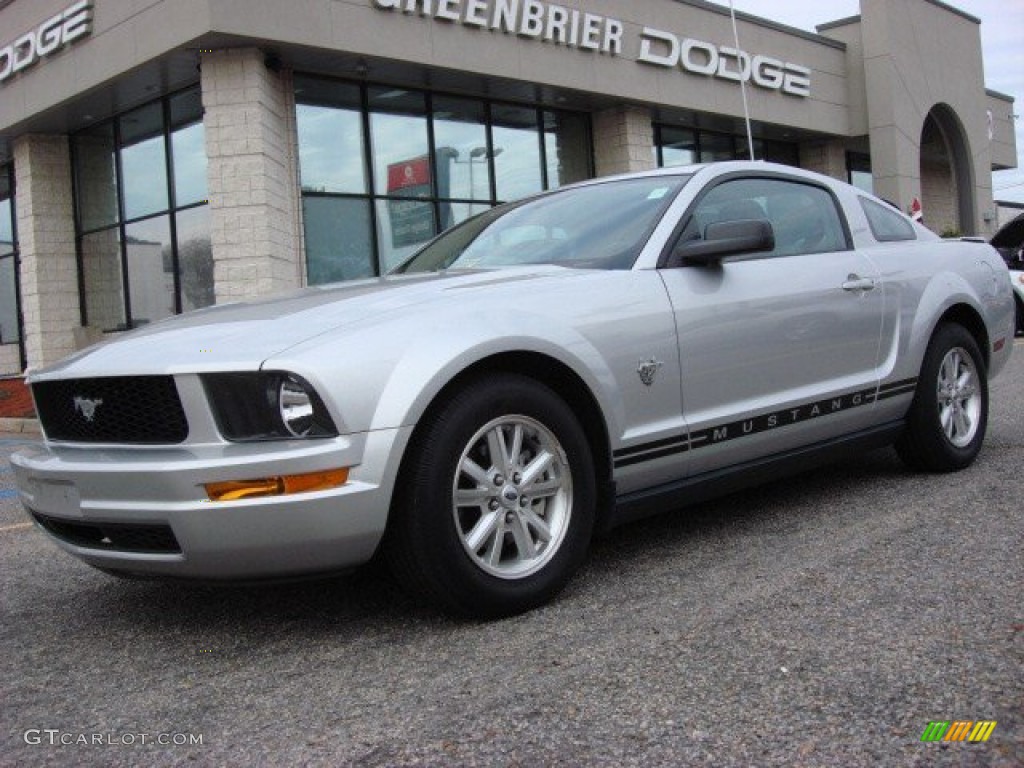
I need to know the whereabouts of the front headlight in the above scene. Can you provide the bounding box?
[202,372,338,441]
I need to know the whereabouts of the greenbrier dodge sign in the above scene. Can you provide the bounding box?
[370,0,811,97]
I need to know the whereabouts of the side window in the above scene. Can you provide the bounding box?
[860,197,917,242]
[680,177,849,258]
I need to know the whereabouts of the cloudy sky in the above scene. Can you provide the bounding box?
[716,0,1024,205]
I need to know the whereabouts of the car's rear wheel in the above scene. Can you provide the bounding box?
[384,374,596,618]
[896,323,988,472]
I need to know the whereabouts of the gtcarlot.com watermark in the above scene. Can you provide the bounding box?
[24,729,203,747]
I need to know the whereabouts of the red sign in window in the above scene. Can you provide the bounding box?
[387,156,431,193]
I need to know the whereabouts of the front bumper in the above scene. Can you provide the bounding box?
[10,427,412,579]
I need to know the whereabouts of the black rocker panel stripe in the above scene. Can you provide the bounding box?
[613,378,917,469]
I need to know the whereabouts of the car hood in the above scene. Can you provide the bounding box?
[31,267,577,380]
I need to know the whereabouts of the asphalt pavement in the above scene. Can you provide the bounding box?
[1,343,1021,766]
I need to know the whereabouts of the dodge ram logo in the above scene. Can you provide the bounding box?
[73,396,103,422]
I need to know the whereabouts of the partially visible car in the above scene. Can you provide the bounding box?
[11,162,1015,618]
[991,212,1024,335]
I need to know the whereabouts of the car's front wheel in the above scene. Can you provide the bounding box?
[896,323,988,472]
[384,374,596,618]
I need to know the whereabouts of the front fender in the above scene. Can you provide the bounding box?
[368,312,624,436]
[265,270,680,453]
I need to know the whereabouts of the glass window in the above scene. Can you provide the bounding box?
[682,177,848,258]
[847,152,872,194]
[655,126,797,168]
[860,197,916,242]
[175,206,214,311]
[120,102,169,220]
[370,88,430,199]
[376,198,437,272]
[1,167,19,346]
[296,80,367,195]
[73,87,211,329]
[0,198,12,256]
[302,196,375,285]
[81,228,125,331]
[699,133,735,163]
[660,127,697,167]
[124,216,174,325]
[493,105,543,202]
[169,87,207,206]
[544,110,590,189]
[434,97,491,203]
[401,176,690,273]
[764,141,799,167]
[73,122,118,232]
[296,79,593,280]
[0,255,17,344]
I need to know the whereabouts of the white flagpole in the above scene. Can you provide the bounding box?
[728,0,756,160]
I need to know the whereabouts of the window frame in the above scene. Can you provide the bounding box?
[658,171,854,268]
[70,84,209,331]
[0,161,24,366]
[654,124,800,169]
[295,74,594,283]
[859,195,918,243]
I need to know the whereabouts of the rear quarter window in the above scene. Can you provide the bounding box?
[860,197,917,242]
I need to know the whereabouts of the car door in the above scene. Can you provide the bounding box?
[658,174,885,476]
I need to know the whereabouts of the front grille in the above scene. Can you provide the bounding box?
[32,376,188,444]
[31,512,181,554]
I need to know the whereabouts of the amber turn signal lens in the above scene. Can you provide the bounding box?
[205,468,349,502]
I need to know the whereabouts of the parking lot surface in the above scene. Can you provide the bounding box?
[2,343,1022,766]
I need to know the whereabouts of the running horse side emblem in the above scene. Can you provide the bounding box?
[636,359,663,387]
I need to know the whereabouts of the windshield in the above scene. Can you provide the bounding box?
[396,175,690,273]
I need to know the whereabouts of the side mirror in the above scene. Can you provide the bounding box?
[672,219,775,267]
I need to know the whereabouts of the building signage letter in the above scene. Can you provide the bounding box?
[35,14,67,57]
[366,0,810,97]
[0,1,94,85]
[680,38,717,76]
[638,27,679,68]
[716,47,750,83]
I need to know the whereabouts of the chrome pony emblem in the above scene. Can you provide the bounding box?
[73,396,104,422]
[637,359,663,387]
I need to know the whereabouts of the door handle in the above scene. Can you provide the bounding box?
[842,274,876,292]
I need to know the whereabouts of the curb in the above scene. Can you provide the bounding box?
[0,418,41,434]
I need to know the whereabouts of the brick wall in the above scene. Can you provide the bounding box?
[799,140,847,181]
[13,135,79,368]
[593,106,656,177]
[201,49,302,301]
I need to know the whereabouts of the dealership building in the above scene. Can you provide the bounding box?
[0,0,1017,376]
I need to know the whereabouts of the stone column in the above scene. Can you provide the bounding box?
[593,106,656,177]
[13,135,79,369]
[799,140,848,181]
[201,48,302,302]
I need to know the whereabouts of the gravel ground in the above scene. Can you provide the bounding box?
[1,343,1021,767]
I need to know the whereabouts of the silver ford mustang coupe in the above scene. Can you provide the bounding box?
[12,162,1015,617]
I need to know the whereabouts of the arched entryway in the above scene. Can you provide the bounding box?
[919,104,975,235]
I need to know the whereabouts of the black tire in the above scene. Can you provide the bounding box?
[384,374,596,618]
[895,323,988,472]
[1015,297,1024,337]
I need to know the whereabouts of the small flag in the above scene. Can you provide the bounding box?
[910,197,923,222]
